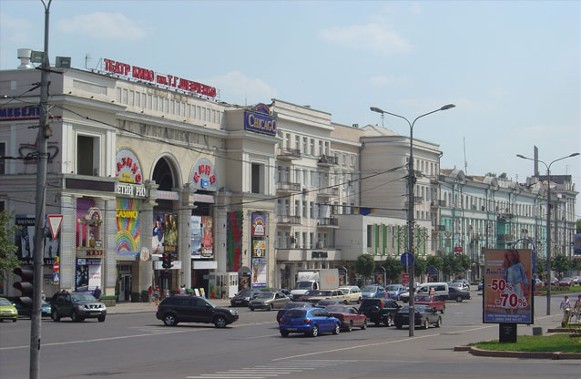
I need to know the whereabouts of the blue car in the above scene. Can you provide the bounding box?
[279,307,341,337]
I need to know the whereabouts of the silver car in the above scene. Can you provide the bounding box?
[248,291,291,311]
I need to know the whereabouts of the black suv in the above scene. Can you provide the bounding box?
[359,298,401,327]
[51,291,107,322]
[156,295,239,328]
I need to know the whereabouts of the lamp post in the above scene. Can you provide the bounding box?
[371,104,455,336]
[516,152,579,315]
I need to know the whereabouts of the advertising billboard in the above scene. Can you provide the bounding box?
[483,248,534,324]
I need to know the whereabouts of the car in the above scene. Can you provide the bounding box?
[447,287,471,302]
[559,277,574,287]
[51,291,107,322]
[533,278,545,289]
[416,282,449,301]
[385,284,406,300]
[248,291,291,311]
[414,294,445,313]
[394,304,442,329]
[0,297,18,322]
[14,300,52,318]
[361,285,386,299]
[477,281,484,291]
[325,305,367,332]
[156,295,239,328]
[358,298,401,327]
[275,301,315,323]
[299,289,347,305]
[278,307,341,337]
[449,280,470,292]
[230,289,263,307]
[571,276,581,285]
[315,299,342,307]
[338,286,362,303]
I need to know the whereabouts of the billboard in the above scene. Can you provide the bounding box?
[483,248,533,324]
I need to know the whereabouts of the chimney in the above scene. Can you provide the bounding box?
[17,48,34,70]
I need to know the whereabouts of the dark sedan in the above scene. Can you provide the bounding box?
[394,304,442,329]
[447,287,471,302]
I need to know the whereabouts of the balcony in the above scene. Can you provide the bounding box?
[276,181,301,193]
[277,215,301,225]
[277,148,301,160]
[317,154,338,168]
[316,186,339,198]
[317,217,339,228]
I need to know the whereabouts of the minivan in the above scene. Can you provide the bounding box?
[416,282,449,301]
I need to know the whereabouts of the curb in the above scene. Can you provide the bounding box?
[455,346,581,360]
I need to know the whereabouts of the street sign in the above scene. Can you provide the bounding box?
[401,252,414,267]
[47,214,63,240]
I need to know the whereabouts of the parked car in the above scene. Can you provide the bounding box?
[533,278,545,289]
[449,280,470,292]
[278,307,341,337]
[230,289,263,307]
[361,285,386,299]
[338,286,362,303]
[299,289,347,305]
[156,295,239,328]
[414,294,445,313]
[0,297,18,322]
[559,277,574,287]
[477,281,484,291]
[276,301,315,323]
[447,287,471,302]
[394,304,442,329]
[325,305,367,331]
[315,299,342,307]
[248,291,291,311]
[14,300,52,318]
[571,276,581,285]
[385,284,406,300]
[51,291,107,322]
[358,298,401,327]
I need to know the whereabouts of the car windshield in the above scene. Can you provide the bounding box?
[284,309,307,318]
[362,286,378,292]
[0,298,13,306]
[71,293,97,302]
[305,290,323,296]
[326,305,348,313]
[385,285,400,291]
[283,302,309,309]
[296,282,314,289]
[255,292,274,299]
[237,290,253,297]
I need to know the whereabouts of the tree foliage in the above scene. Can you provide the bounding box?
[551,254,571,277]
[381,257,403,284]
[441,253,471,281]
[414,256,428,277]
[355,254,375,282]
[0,210,20,280]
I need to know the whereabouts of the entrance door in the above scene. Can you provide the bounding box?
[118,274,132,302]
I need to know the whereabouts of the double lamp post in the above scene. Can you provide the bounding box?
[371,104,455,337]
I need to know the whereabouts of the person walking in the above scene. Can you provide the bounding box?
[153,286,160,306]
[560,295,571,327]
[573,295,581,323]
[147,285,153,304]
[93,286,102,300]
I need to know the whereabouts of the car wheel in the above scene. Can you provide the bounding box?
[214,315,227,328]
[71,311,80,322]
[456,296,463,302]
[440,309,445,314]
[98,315,106,322]
[346,321,353,332]
[332,323,340,335]
[249,306,255,311]
[163,313,177,326]
[395,323,402,329]
[436,317,442,328]
[267,304,273,311]
[361,319,368,330]
[51,310,60,322]
[423,319,429,329]
[310,325,319,337]
[280,330,289,337]
[12,318,17,323]
[374,320,381,327]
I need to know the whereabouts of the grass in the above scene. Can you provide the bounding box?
[472,334,581,353]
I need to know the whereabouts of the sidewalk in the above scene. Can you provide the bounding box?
[107,297,232,314]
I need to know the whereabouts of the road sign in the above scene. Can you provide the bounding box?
[401,252,414,267]
[47,214,63,240]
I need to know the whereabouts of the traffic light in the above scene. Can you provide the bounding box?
[162,252,172,269]
[13,265,34,309]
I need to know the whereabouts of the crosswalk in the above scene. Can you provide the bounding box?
[185,359,354,379]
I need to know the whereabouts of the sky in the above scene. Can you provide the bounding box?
[1,0,580,216]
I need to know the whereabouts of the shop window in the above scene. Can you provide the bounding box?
[77,135,100,176]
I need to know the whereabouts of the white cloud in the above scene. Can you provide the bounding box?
[209,71,277,105]
[368,74,398,86]
[57,12,146,41]
[0,13,34,45]
[319,22,412,55]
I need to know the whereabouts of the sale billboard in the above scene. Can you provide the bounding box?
[482,249,534,324]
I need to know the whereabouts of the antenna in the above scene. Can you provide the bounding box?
[463,137,468,174]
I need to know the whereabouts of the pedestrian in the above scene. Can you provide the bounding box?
[147,285,153,304]
[560,295,571,312]
[221,283,227,299]
[153,286,160,305]
[574,295,581,323]
[93,286,102,300]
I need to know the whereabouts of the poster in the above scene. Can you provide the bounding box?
[15,215,60,265]
[483,248,533,324]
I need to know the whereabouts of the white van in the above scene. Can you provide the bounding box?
[416,282,449,300]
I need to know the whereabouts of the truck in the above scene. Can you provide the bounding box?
[290,269,339,301]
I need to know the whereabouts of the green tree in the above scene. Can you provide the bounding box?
[441,253,458,280]
[576,219,581,234]
[382,257,403,284]
[535,257,545,279]
[355,254,375,283]
[551,254,571,277]
[414,256,428,278]
[0,210,20,280]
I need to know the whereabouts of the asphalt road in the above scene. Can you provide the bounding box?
[0,293,579,379]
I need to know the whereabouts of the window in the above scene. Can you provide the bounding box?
[0,142,5,174]
[77,135,99,176]
[251,163,263,194]
[302,137,308,154]
[367,225,372,248]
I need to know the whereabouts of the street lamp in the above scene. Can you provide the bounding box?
[371,104,455,336]
[516,152,580,315]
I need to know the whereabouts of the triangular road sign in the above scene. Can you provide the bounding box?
[47,214,63,240]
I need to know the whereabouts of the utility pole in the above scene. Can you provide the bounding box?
[31,1,52,378]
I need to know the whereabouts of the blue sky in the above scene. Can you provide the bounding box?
[1,0,580,216]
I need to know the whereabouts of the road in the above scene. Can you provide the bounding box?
[0,293,579,379]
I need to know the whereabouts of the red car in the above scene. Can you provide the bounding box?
[325,305,368,331]
[414,294,445,314]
